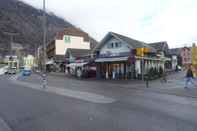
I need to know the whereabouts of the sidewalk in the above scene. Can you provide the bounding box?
[18,71,197,98]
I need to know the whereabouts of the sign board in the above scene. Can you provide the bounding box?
[136,48,151,57]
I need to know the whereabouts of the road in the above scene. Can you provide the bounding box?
[0,75,197,131]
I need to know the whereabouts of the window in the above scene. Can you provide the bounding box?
[115,42,121,48]
[111,43,114,48]
[107,42,121,48]
[64,36,71,43]
[107,42,114,48]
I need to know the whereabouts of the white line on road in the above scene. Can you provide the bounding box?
[10,75,116,104]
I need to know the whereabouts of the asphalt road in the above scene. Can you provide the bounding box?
[0,75,197,131]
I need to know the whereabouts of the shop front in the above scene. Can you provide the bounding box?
[95,56,135,79]
[93,32,165,80]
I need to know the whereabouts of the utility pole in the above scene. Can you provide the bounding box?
[141,48,145,81]
[42,0,47,89]
[3,32,19,56]
[43,0,47,73]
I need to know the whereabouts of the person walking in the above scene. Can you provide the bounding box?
[184,66,196,89]
[162,71,167,83]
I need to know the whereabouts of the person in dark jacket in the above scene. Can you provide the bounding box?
[185,66,196,89]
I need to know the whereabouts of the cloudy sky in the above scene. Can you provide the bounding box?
[21,0,197,48]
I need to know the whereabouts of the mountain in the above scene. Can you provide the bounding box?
[0,0,75,55]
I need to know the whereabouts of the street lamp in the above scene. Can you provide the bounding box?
[141,48,145,81]
[42,0,47,88]
[43,0,47,73]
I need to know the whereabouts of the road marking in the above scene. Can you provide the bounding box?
[9,74,21,81]
[10,75,116,104]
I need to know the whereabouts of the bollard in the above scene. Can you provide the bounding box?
[42,73,47,89]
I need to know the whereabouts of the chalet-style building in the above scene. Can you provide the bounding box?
[94,32,167,80]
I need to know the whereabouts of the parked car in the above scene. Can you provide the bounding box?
[22,67,32,76]
[66,62,96,78]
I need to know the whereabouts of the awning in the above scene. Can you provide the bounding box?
[95,57,128,63]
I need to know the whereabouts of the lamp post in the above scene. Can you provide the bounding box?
[42,0,47,88]
[141,48,145,81]
[43,0,47,73]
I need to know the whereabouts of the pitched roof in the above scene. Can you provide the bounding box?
[56,27,90,42]
[111,32,148,48]
[66,48,91,58]
[168,48,182,56]
[94,32,156,52]
[148,41,168,52]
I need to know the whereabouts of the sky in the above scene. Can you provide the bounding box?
[20,0,197,48]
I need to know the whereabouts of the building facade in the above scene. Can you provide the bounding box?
[168,48,182,66]
[23,55,35,69]
[149,42,179,71]
[192,43,197,65]
[94,32,166,80]
[181,47,192,67]
[45,27,97,72]
[47,27,91,61]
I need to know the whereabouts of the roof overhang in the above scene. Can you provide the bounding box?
[95,56,128,63]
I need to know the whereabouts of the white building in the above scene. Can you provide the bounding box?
[23,55,35,69]
[45,27,97,72]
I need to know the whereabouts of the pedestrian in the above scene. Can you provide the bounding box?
[112,70,115,80]
[163,71,167,83]
[160,70,167,83]
[184,65,196,89]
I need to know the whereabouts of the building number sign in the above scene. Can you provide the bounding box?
[64,36,71,43]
